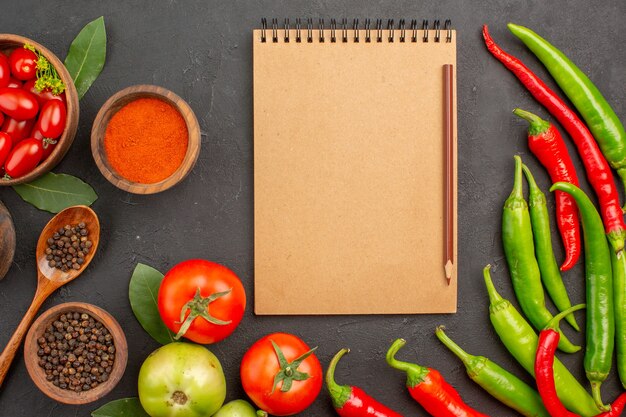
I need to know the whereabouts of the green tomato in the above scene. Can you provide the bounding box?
[213,400,262,417]
[138,342,226,417]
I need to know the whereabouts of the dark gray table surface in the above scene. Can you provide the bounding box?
[1,1,625,416]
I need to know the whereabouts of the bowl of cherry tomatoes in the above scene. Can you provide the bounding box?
[0,34,79,185]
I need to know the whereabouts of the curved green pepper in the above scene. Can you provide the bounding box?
[483,264,601,416]
[550,182,614,411]
[521,163,579,331]
[435,325,550,417]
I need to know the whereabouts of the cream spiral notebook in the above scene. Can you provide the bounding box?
[253,18,457,314]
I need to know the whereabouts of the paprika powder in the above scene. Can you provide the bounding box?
[104,97,188,184]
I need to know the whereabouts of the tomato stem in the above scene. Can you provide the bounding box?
[270,340,318,394]
[175,287,233,340]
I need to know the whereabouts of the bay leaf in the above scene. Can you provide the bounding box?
[12,172,97,213]
[92,398,149,417]
[129,263,175,345]
[64,16,106,99]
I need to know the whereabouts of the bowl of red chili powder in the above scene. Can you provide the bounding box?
[91,85,200,194]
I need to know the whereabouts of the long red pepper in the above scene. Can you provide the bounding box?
[535,303,626,417]
[326,349,404,417]
[483,25,626,253]
[386,339,489,417]
[514,108,581,271]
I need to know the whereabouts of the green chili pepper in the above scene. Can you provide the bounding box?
[521,163,579,331]
[483,264,601,417]
[508,23,626,206]
[503,155,579,353]
[612,249,626,390]
[435,325,550,417]
[551,182,615,411]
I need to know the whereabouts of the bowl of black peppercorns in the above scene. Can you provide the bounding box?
[24,302,127,404]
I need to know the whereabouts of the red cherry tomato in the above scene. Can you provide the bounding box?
[37,99,66,139]
[31,124,57,161]
[0,88,39,120]
[6,78,22,88]
[4,138,42,178]
[8,48,37,81]
[2,116,35,143]
[158,259,246,344]
[0,132,12,167]
[23,79,66,106]
[0,54,10,88]
[240,333,322,416]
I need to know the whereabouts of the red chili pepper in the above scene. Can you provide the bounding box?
[325,349,403,417]
[535,303,626,417]
[514,108,581,271]
[386,339,489,417]
[483,25,626,253]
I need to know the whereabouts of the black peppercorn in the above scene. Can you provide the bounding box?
[37,311,116,392]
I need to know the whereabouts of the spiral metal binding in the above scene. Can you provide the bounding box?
[410,19,418,42]
[444,19,452,42]
[272,18,278,42]
[260,18,452,43]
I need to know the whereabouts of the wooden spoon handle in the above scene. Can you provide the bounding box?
[0,287,50,388]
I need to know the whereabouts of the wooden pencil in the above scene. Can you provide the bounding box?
[444,64,454,285]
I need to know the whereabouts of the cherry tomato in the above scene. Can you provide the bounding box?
[0,88,38,120]
[8,47,37,81]
[23,79,66,106]
[240,333,322,416]
[6,78,22,88]
[0,132,12,167]
[4,138,42,178]
[36,99,66,139]
[31,124,57,161]
[0,54,10,88]
[2,116,35,143]
[158,259,246,344]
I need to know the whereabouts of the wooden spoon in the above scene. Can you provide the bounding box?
[0,200,16,280]
[0,205,100,388]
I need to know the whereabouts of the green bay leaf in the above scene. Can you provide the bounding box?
[91,398,149,417]
[129,263,175,345]
[12,172,97,213]
[64,16,106,99]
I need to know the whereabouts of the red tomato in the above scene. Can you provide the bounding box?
[0,54,10,88]
[2,116,36,143]
[0,88,38,120]
[2,116,35,143]
[37,99,66,139]
[6,78,22,88]
[8,47,37,81]
[0,132,12,167]
[4,138,42,178]
[158,259,246,344]
[23,79,66,106]
[240,333,322,416]
[31,124,57,161]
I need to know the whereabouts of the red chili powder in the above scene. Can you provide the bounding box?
[104,98,188,184]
